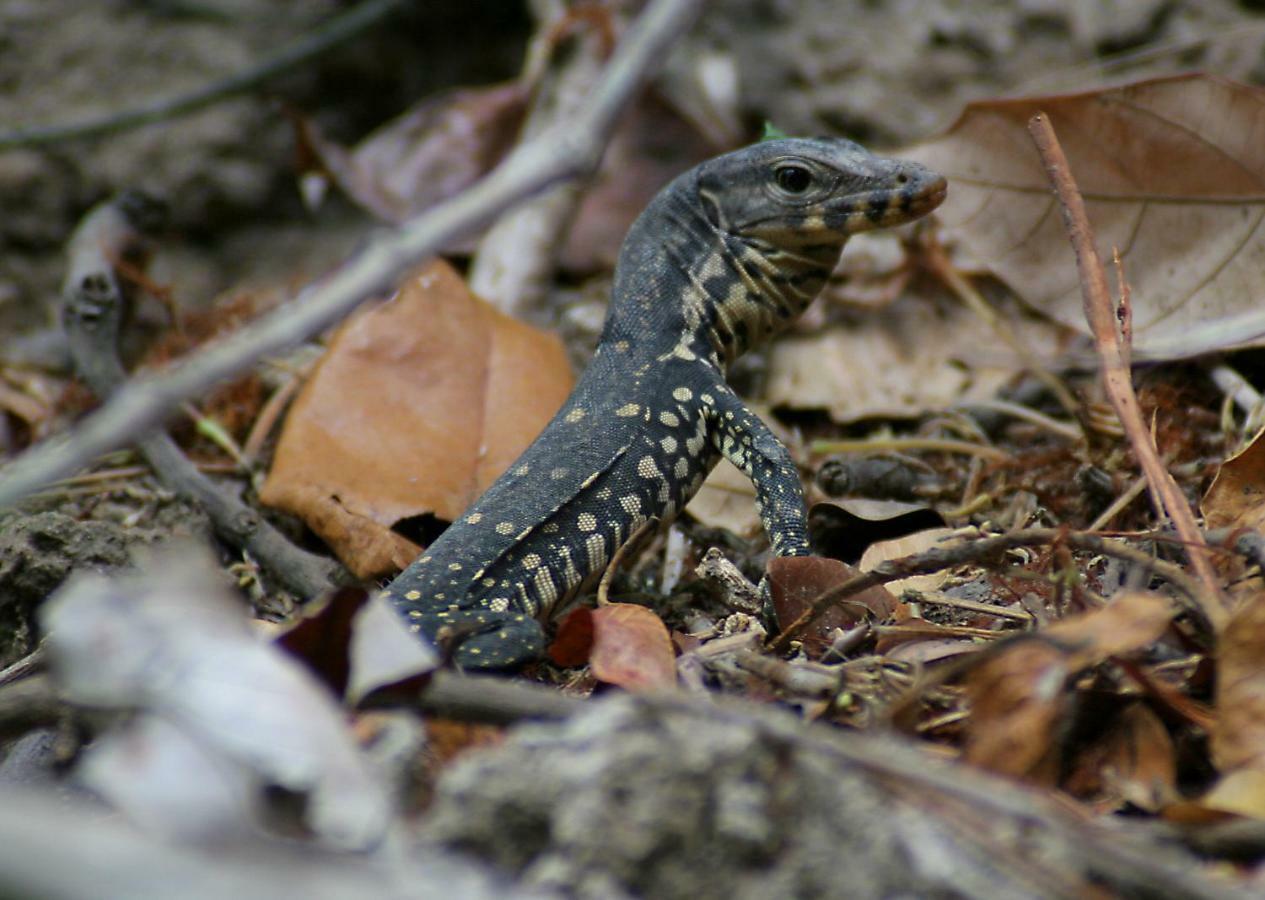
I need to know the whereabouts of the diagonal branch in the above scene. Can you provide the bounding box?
[1027,112,1226,629]
[0,0,702,511]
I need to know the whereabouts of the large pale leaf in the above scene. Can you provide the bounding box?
[907,74,1265,359]
[260,260,573,578]
[765,295,1068,422]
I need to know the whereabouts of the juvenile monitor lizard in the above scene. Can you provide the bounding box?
[383,137,946,668]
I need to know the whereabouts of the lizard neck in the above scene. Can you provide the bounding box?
[601,170,841,372]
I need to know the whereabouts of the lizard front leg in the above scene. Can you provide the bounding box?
[702,385,811,558]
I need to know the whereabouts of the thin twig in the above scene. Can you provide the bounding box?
[1027,113,1225,629]
[926,241,1086,434]
[0,646,43,689]
[407,670,582,724]
[954,399,1082,442]
[0,0,408,149]
[767,527,1207,654]
[0,0,703,510]
[810,437,1013,463]
[1087,472,1148,532]
[903,588,1035,624]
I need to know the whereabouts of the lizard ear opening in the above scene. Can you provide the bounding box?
[695,173,728,231]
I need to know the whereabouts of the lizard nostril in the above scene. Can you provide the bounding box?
[896,172,909,185]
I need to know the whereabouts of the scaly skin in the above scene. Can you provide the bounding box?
[383,137,946,668]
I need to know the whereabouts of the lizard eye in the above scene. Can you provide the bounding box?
[774,164,813,194]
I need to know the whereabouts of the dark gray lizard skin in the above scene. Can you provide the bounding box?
[383,137,946,668]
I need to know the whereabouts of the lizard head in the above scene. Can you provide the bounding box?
[685,137,945,362]
[696,136,946,253]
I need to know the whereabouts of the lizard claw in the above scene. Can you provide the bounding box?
[424,608,545,670]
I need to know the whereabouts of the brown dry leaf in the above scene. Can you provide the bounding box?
[1043,590,1177,668]
[1200,428,1265,596]
[906,74,1265,360]
[588,603,677,692]
[963,591,1175,782]
[273,585,368,696]
[260,260,573,578]
[1202,427,1265,532]
[548,607,596,668]
[963,638,1067,782]
[296,81,528,224]
[767,556,897,657]
[765,296,1069,422]
[1062,703,1178,813]
[1211,593,1265,784]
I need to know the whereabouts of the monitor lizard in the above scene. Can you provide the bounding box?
[382,136,946,668]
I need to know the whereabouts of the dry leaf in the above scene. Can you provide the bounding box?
[766,296,1069,422]
[548,607,596,668]
[297,81,527,224]
[858,527,961,595]
[767,555,897,657]
[1042,590,1176,668]
[963,638,1067,782]
[907,74,1265,360]
[885,637,980,666]
[346,592,441,706]
[1202,427,1265,533]
[1200,428,1265,596]
[260,260,573,578]
[1197,768,1265,821]
[963,591,1176,783]
[589,603,677,692]
[1211,593,1265,781]
[548,604,677,690]
[1062,703,1178,813]
[684,458,761,538]
[273,585,368,696]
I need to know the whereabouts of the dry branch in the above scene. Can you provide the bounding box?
[1027,112,1226,630]
[767,527,1209,654]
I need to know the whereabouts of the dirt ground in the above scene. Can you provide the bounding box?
[4,0,1262,659]
[5,0,1265,896]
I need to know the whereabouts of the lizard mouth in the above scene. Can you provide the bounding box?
[911,179,949,215]
[835,175,948,232]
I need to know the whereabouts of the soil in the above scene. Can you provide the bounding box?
[4,1,1265,895]
[5,0,1262,665]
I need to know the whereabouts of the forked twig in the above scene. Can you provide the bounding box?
[1027,112,1226,630]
